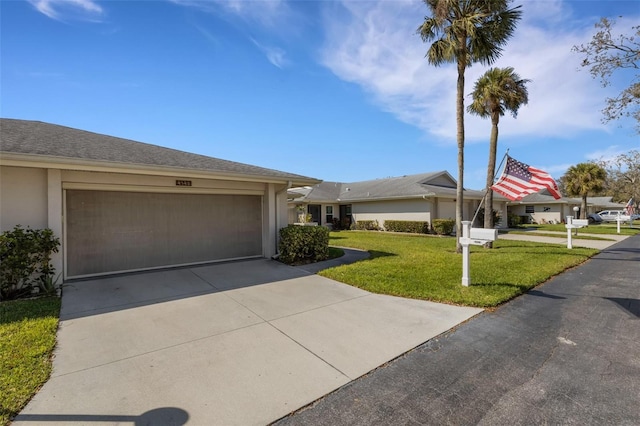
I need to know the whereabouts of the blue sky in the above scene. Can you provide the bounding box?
[2,0,639,189]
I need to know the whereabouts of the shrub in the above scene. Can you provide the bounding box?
[432,219,455,235]
[384,220,430,234]
[507,213,522,227]
[0,226,60,301]
[476,208,502,228]
[278,225,330,265]
[355,220,380,231]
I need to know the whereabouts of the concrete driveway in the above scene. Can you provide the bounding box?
[15,259,482,426]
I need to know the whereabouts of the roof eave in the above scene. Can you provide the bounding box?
[0,152,320,187]
[337,193,437,203]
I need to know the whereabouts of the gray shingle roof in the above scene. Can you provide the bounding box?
[0,118,318,183]
[291,172,491,203]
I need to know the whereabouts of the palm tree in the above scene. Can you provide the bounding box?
[562,163,607,218]
[468,67,529,239]
[418,0,522,252]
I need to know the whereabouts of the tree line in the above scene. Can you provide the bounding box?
[559,150,640,219]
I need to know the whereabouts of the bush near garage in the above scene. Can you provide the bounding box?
[278,225,330,265]
[432,219,455,235]
[0,226,60,301]
[384,220,430,234]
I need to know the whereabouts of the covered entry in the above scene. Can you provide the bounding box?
[65,190,263,277]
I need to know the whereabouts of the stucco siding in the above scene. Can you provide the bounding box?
[437,200,456,220]
[61,170,265,193]
[1,166,48,231]
[352,199,432,228]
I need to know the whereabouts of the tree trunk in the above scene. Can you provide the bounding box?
[581,195,588,219]
[455,54,466,253]
[484,114,499,248]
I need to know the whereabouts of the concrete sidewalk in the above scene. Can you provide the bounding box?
[498,230,629,250]
[14,259,481,426]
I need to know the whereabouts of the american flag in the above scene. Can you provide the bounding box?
[491,156,561,201]
[625,198,634,215]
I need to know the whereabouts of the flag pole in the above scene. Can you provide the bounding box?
[471,149,510,225]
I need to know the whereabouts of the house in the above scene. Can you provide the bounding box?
[0,119,319,280]
[288,172,509,230]
[506,193,580,224]
[506,194,626,224]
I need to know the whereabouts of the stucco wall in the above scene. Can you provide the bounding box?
[352,199,432,229]
[1,166,48,231]
[436,200,456,220]
[61,170,265,192]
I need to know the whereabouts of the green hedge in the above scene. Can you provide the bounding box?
[384,220,430,234]
[0,226,60,301]
[355,220,380,231]
[432,219,455,235]
[278,225,330,264]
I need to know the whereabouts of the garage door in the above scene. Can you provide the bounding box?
[66,190,262,277]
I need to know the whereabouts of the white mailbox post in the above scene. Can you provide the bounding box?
[459,221,498,286]
[565,216,588,249]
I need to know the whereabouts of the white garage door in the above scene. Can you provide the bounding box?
[66,190,262,277]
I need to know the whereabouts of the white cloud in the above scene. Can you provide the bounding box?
[250,38,288,68]
[28,0,103,22]
[170,0,292,69]
[585,146,630,163]
[169,0,289,28]
[319,0,631,145]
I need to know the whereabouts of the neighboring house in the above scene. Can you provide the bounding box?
[0,119,319,280]
[288,172,509,230]
[587,196,628,213]
[506,193,580,224]
[506,194,627,224]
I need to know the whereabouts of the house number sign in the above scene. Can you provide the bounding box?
[176,180,192,186]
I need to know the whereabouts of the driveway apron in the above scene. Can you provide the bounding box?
[14,259,481,426]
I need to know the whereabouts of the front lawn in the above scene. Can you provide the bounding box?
[323,231,597,308]
[0,297,60,426]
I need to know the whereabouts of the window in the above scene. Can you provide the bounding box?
[525,205,534,213]
[326,206,333,223]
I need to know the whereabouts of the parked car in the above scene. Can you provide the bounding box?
[596,210,631,222]
[587,213,603,224]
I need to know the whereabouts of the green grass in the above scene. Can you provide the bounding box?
[324,231,597,308]
[328,246,345,259]
[1,297,60,426]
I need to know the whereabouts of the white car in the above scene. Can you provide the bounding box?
[596,210,631,222]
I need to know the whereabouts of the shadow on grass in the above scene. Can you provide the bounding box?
[0,297,60,326]
[368,250,397,259]
[470,282,531,291]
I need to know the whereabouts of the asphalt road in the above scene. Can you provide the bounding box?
[275,234,640,425]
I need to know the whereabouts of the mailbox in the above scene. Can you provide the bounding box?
[469,228,498,242]
[573,219,588,227]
